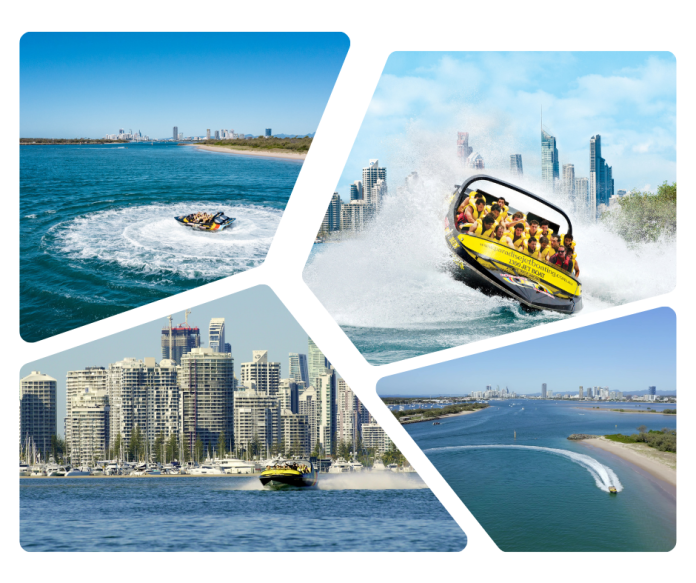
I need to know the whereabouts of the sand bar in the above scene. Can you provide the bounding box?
[580,436,676,487]
[574,407,675,415]
[401,407,487,424]
[190,144,306,160]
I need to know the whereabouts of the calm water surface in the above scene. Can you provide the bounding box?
[20,144,300,341]
[20,474,467,552]
[400,400,676,552]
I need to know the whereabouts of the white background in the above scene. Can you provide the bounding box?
[3,0,692,578]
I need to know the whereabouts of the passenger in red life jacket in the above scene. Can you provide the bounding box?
[549,246,574,273]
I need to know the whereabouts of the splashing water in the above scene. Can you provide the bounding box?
[48,202,282,279]
[222,473,426,491]
[304,130,675,364]
[424,444,623,493]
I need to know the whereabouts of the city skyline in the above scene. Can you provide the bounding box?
[338,51,675,201]
[21,286,316,433]
[20,32,349,138]
[377,308,676,396]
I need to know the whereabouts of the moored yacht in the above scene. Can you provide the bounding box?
[65,466,91,476]
[45,464,67,477]
[215,457,256,474]
[328,459,351,473]
[372,460,387,471]
[188,464,225,475]
[349,461,364,472]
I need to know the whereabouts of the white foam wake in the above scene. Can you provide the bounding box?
[425,444,623,492]
[221,472,426,491]
[49,202,282,279]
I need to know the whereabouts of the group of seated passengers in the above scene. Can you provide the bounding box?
[456,193,579,277]
[266,463,310,473]
[188,211,215,224]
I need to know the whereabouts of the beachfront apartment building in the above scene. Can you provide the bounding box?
[279,378,300,414]
[240,351,281,396]
[350,180,363,201]
[321,193,342,233]
[68,387,109,466]
[299,386,318,452]
[288,353,309,385]
[362,159,387,209]
[233,389,280,457]
[144,358,179,445]
[317,370,337,456]
[362,423,393,454]
[281,411,311,457]
[19,371,57,460]
[341,200,370,232]
[180,348,235,456]
[65,366,107,449]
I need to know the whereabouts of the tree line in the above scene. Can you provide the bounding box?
[602,181,676,244]
[605,426,676,452]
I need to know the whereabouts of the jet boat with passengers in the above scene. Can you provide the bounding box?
[445,174,583,314]
[175,211,235,232]
[259,458,318,489]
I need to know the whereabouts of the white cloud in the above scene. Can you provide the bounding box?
[340,53,676,197]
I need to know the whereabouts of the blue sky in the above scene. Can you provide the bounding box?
[377,308,676,396]
[20,33,349,138]
[338,52,676,201]
[21,286,322,434]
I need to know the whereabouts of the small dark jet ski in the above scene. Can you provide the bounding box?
[445,174,582,314]
[175,211,236,232]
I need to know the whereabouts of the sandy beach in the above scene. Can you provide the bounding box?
[191,144,306,160]
[580,436,676,487]
[575,407,675,415]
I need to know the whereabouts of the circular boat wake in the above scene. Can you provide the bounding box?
[424,444,623,493]
[47,202,282,279]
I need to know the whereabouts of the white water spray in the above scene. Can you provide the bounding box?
[425,444,623,492]
[304,127,675,361]
[49,202,282,278]
[222,473,426,491]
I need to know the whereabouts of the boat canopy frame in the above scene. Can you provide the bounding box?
[455,174,574,237]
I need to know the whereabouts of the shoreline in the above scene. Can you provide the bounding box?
[401,406,487,425]
[190,144,306,161]
[579,436,676,487]
[574,407,675,415]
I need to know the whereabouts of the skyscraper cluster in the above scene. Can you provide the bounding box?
[20,315,388,465]
[319,159,388,236]
[541,124,616,221]
[458,131,485,169]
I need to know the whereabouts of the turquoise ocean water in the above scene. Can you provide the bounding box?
[400,400,676,551]
[20,144,300,342]
[20,474,467,552]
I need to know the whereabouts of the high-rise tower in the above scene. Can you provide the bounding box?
[161,312,200,365]
[209,318,226,353]
[510,154,523,177]
[362,159,387,209]
[541,128,559,193]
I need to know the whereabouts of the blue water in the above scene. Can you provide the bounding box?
[20,474,467,552]
[400,400,676,551]
[20,144,300,342]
